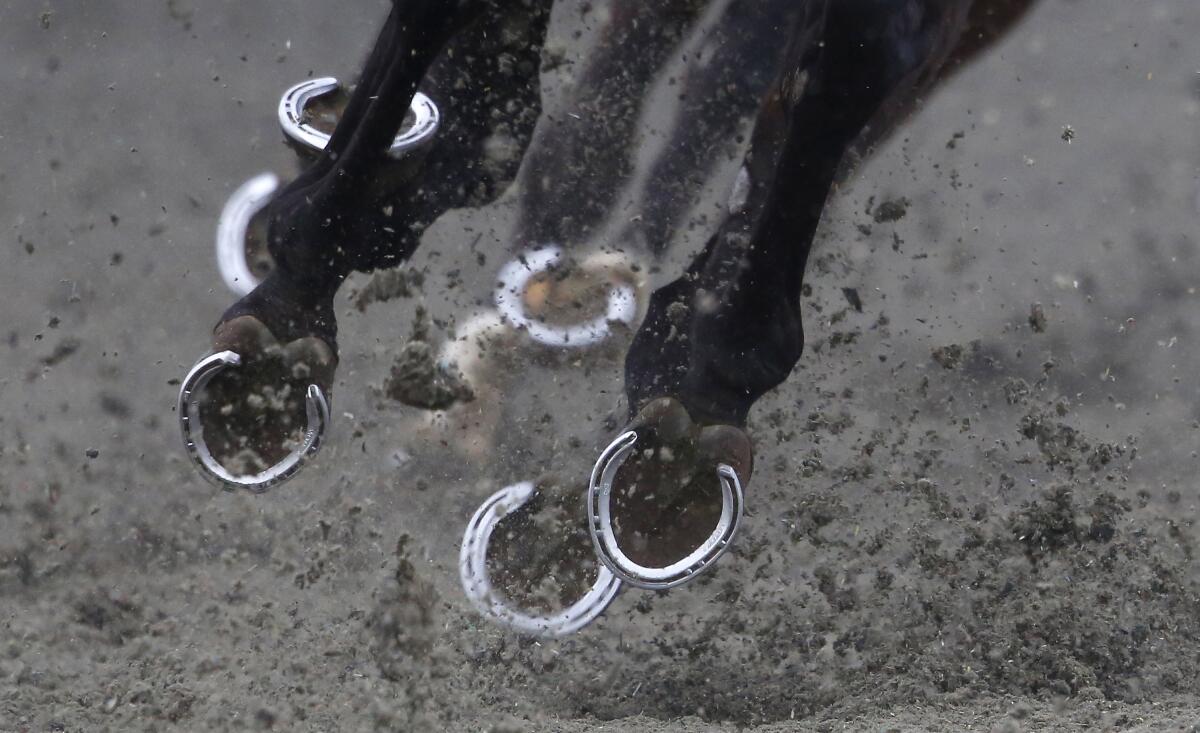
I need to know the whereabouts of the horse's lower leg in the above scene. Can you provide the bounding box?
[217,0,551,351]
[196,0,552,477]
[511,0,707,247]
[625,0,972,428]
[328,0,555,274]
[585,0,976,578]
[616,0,796,256]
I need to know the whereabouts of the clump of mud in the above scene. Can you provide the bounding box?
[931,340,981,369]
[365,535,444,729]
[352,267,424,312]
[368,535,439,678]
[385,342,475,410]
[870,196,911,223]
[1029,302,1048,332]
[383,307,474,410]
[1008,484,1130,560]
[73,589,146,646]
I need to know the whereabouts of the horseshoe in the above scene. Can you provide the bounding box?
[495,245,638,348]
[587,430,744,590]
[177,351,329,492]
[278,76,439,156]
[460,481,622,636]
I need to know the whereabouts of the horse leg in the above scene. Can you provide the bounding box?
[511,0,707,247]
[614,0,796,256]
[193,0,554,481]
[626,0,972,426]
[606,0,976,570]
[215,0,556,350]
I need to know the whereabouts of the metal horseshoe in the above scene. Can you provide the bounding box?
[460,481,622,636]
[278,76,440,157]
[215,172,279,297]
[587,431,744,590]
[178,351,329,493]
[494,245,638,349]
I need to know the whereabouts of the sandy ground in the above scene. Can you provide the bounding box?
[3,0,1200,730]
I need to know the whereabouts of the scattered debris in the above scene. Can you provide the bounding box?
[351,268,423,312]
[931,343,964,369]
[1029,302,1047,333]
[872,197,910,223]
[841,287,863,313]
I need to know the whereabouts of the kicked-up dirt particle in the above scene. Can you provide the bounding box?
[384,340,474,410]
[872,196,910,223]
[1029,302,1047,333]
[352,268,424,312]
[931,343,964,369]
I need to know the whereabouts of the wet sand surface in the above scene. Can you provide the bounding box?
[3,0,1200,730]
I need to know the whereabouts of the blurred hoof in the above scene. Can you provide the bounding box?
[586,397,752,590]
[495,245,644,349]
[278,76,439,158]
[460,480,621,637]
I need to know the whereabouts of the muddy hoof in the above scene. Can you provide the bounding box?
[178,316,336,491]
[587,397,753,589]
[495,246,643,349]
[278,76,438,162]
[460,476,620,636]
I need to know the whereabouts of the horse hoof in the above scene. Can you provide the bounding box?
[460,481,622,637]
[278,76,439,158]
[494,245,642,349]
[586,429,745,590]
[177,350,330,492]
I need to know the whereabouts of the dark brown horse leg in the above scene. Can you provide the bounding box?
[602,0,976,566]
[626,0,972,427]
[193,0,554,479]
[511,0,706,247]
[615,0,796,256]
[216,0,488,353]
[216,0,557,348]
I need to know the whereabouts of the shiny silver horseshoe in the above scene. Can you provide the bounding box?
[278,77,440,156]
[495,245,638,348]
[460,481,622,637]
[587,431,744,590]
[216,172,279,297]
[178,351,329,493]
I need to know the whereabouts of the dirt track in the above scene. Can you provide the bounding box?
[3,0,1200,730]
